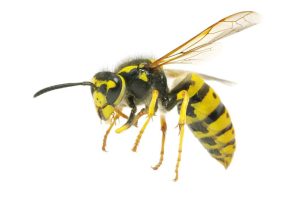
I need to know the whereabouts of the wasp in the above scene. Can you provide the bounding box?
[34,11,259,181]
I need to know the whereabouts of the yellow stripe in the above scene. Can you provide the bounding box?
[216,128,234,144]
[114,75,126,105]
[191,87,221,121]
[118,65,137,73]
[220,143,235,155]
[207,110,231,132]
[188,74,205,97]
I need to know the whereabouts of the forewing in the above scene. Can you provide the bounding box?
[150,11,259,68]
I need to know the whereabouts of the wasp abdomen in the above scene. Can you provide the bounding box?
[181,73,235,168]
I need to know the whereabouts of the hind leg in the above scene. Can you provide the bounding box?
[160,74,193,180]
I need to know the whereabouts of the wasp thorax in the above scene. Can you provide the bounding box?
[91,72,126,120]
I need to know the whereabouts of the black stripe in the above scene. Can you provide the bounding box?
[200,137,217,146]
[223,139,236,148]
[215,123,233,137]
[189,83,210,104]
[98,84,107,94]
[185,103,196,117]
[208,149,221,156]
[216,157,225,163]
[188,121,208,133]
[204,103,226,124]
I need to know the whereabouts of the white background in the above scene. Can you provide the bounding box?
[1,0,300,199]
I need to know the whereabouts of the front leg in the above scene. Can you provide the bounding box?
[132,90,159,152]
[102,108,129,151]
[115,96,137,133]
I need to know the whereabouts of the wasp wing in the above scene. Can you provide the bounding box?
[164,69,235,86]
[150,11,259,68]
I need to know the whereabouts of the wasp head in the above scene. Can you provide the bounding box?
[91,72,126,121]
[34,71,126,122]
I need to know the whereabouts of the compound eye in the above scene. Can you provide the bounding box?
[106,83,121,105]
[98,84,107,94]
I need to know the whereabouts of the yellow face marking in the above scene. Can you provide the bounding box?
[91,77,103,87]
[107,80,116,89]
[91,78,116,121]
[102,105,115,120]
[93,91,107,107]
[92,90,115,121]
[91,78,116,90]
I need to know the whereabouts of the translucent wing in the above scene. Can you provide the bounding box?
[164,69,235,86]
[150,11,259,68]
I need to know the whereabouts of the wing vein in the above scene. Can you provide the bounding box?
[150,11,259,68]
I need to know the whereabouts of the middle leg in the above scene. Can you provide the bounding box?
[152,114,167,170]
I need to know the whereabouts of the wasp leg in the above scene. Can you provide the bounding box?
[132,108,147,127]
[115,107,145,133]
[115,96,137,133]
[114,108,128,119]
[174,90,189,181]
[132,90,159,152]
[102,108,132,151]
[102,113,120,151]
[152,114,167,170]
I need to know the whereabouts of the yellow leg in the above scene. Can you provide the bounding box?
[102,113,120,152]
[114,108,128,119]
[115,108,146,133]
[152,114,167,170]
[174,90,189,181]
[132,90,159,152]
[132,108,147,127]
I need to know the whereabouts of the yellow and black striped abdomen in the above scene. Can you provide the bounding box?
[184,73,235,168]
